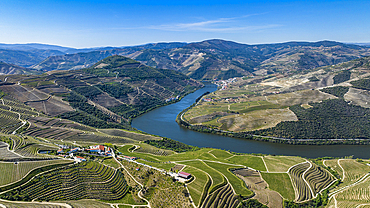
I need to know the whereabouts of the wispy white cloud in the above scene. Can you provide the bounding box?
[146,14,280,32]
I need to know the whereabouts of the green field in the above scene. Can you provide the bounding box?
[263,156,306,172]
[102,158,121,169]
[178,160,225,193]
[209,149,234,160]
[183,166,210,207]
[226,155,267,171]
[261,172,295,200]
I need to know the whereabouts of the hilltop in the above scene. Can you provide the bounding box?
[3,39,368,80]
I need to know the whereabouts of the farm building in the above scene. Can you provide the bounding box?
[123,156,137,160]
[68,147,80,154]
[178,172,192,179]
[87,145,105,153]
[57,149,64,154]
[76,156,86,162]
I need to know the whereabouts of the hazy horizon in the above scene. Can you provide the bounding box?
[0,0,369,48]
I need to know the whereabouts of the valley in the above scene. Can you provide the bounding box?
[0,41,370,207]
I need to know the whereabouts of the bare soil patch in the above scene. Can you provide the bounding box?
[188,111,235,124]
[234,169,283,208]
[218,108,298,132]
[344,87,370,108]
[233,168,260,177]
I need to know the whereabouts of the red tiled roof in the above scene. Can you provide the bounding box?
[178,172,191,177]
[87,148,99,151]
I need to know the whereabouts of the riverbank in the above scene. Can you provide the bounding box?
[127,84,204,124]
[176,92,370,146]
[132,84,370,158]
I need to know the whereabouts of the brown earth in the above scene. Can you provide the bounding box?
[234,169,283,208]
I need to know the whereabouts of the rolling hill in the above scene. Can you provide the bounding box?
[28,40,370,80]
[0,55,201,131]
[0,62,42,75]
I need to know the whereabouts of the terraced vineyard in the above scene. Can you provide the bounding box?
[4,135,58,158]
[263,156,306,172]
[0,95,45,134]
[289,162,336,202]
[0,201,66,208]
[0,108,23,134]
[0,161,128,201]
[0,160,72,186]
[28,117,94,131]
[178,160,226,194]
[201,184,240,208]
[337,179,370,201]
[288,162,313,202]
[305,163,336,194]
[339,159,370,185]
[0,141,21,160]
[15,143,57,158]
[23,124,81,141]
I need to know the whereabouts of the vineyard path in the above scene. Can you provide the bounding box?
[337,159,346,181]
[112,151,151,208]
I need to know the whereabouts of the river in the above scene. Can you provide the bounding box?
[132,84,370,158]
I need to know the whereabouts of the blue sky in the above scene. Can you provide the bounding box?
[0,0,369,48]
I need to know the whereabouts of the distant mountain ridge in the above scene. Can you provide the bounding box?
[1,40,370,80]
[0,62,41,75]
[0,42,188,68]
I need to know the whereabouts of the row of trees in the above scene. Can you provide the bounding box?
[144,138,200,153]
[320,86,349,98]
[252,99,370,139]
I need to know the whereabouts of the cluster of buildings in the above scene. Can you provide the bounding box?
[214,77,237,90]
[86,145,113,156]
[56,144,113,162]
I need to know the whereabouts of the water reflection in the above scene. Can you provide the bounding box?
[132,84,370,158]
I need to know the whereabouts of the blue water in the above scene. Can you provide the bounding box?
[132,84,370,158]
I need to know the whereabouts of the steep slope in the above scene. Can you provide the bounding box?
[0,62,42,75]
[30,40,370,80]
[0,55,201,130]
